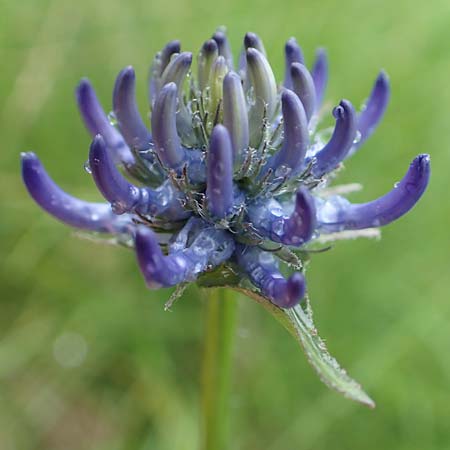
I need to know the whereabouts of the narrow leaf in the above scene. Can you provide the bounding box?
[234,287,375,408]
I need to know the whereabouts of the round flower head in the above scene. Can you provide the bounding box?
[21,30,430,309]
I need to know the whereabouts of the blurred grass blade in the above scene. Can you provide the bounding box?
[234,287,375,408]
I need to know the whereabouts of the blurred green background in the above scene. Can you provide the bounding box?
[1,0,450,448]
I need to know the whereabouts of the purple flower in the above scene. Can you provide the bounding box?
[21,30,430,309]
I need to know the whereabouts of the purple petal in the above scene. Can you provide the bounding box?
[248,187,316,246]
[318,154,431,231]
[206,125,234,218]
[135,224,235,288]
[238,32,267,77]
[283,37,305,89]
[160,52,193,93]
[151,82,185,168]
[90,135,188,219]
[236,245,305,308]
[149,40,181,105]
[212,30,234,69]
[264,89,309,176]
[135,226,187,288]
[75,79,134,165]
[113,66,152,151]
[281,188,317,245]
[311,48,328,111]
[290,62,317,122]
[223,71,249,165]
[244,32,266,54]
[355,71,390,149]
[21,152,130,233]
[160,40,181,73]
[311,99,357,177]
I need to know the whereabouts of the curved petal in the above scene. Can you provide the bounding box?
[206,125,234,218]
[283,37,305,89]
[311,99,357,177]
[89,135,188,219]
[159,52,194,144]
[135,226,188,288]
[264,89,309,177]
[21,152,131,233]
[247,187,316,246]
[244,32,266,55]
[318,154,431,231]
[151,82,185,168]
[151,83,205,182]
[149,40,181,105]
[160,52,193,93]
[236,245,306,308]
[76,79,133,165]
[311,48,328,111]
[353,71,390,152]
[238,32,267,78]
[113,66,152,150]
[135,225,235,288]
[290,62,317,122]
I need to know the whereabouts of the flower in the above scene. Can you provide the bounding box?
[21,29,430,309]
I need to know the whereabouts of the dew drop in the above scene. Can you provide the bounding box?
[83,160,92,174]
[192,114,202,128]
[108,111,118,126]
[246,86,256,107]
[258,251,275,265]
[272,220,284,237]
[353,130,362,145]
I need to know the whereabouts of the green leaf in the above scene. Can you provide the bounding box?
[233,287,375,408]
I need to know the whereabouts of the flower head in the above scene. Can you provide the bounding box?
[21,30,430,309]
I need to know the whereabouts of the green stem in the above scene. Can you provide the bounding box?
[200,288,237,450]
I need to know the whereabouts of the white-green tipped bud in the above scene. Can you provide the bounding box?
[207,56,229,129]
[246,48,278,147]
[223,71,249,166]
[197,39,219,92]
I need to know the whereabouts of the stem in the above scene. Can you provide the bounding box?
[200,288,237,450]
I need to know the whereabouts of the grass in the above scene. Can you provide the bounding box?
[1,0,450,448]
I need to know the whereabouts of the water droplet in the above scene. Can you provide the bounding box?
[83,161,92,174]
[317,196,350,223]
[258,252,275,265]
[214,161,225,177]
[192,114,202,128]
[111,201,126,214]
[157,190,170,207]
[246,86,256,107]
[274,165,291,178]
[108,111,117,126]
[272,220,284,237]
[353,130,362,145]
